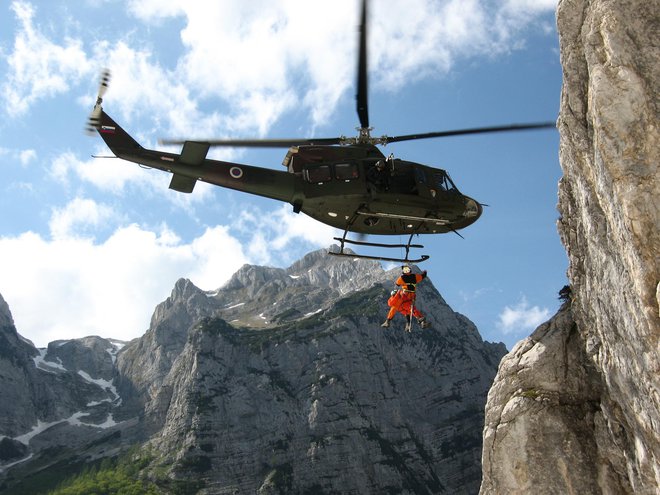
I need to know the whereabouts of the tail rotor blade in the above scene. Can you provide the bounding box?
[97,68,111,100]
[86,68,111,135]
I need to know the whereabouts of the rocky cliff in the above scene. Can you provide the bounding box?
[1,249,506,494]
[480,0,659,493]
[0,293,132,489]
[123,251,505,494]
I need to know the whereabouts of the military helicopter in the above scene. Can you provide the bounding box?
[87,0,554,263]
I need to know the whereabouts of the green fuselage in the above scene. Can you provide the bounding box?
[97,111,481,236]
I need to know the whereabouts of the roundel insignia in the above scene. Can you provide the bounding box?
[229,166,243,179]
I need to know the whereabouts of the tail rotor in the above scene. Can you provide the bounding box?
[85,68,111,135]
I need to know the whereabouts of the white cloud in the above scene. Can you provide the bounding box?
[48,197,117,240]
[2,0,557,135]
[230,203,338,264]
[2,1,90,116]
[0,147,37,167]
[120,0,557,131]
[126,0,185,20]
[504,0,558,14]
[51,151,164,193]
[459,286,498,303]
[19,149,37,166]
[93,41,222,135]
[369,0,488,90]
[269,204,340,249]
[0,224,248,347]
[497,296,550,334]
[495,0,558,42]
[83,41,260,151]
[0,198,340,347]
[48,151,216,212]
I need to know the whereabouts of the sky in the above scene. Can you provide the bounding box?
[0,0,566,350]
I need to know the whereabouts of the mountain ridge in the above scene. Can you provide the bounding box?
[1,248,505,494]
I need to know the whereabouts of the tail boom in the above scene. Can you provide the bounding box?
[94,110,299,203]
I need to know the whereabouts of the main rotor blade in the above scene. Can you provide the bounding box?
[159,137,343,148]
[384,122,556,144]
[356,0,369,129]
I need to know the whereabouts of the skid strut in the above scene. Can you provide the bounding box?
[329,232,429,263]
[328,208,430,263]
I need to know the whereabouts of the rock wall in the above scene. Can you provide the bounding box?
[146,280,504,494]
[128,253,505,494]
[481,305,606,493]
[481,0,659,493]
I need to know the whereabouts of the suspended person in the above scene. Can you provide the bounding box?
[381,265,431,331]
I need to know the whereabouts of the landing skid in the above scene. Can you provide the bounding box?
[329,234,430,263]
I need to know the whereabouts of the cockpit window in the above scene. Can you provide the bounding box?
[434,171,457,191]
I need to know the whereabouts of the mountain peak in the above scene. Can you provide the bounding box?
[171,277,202,299]
[284,245,387,293]
[0,292,15,330]
[286,246,338,272]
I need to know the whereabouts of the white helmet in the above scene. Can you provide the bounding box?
[401,265,412,274]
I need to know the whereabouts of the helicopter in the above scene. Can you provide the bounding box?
[87,0,554,263]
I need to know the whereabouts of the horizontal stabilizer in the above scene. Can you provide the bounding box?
[169,174,197,193]
[179,141,210,165]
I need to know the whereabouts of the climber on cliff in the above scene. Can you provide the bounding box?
[381,265,431,332]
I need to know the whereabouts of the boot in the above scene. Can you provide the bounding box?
[418,317,431,329]
[381,319,391,328]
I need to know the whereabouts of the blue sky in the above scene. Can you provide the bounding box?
[0,0,565,349]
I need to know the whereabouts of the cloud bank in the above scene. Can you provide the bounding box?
[0,198,335,347]
[497,296,551,334]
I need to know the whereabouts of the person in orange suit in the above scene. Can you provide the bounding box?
[381,265,431,331]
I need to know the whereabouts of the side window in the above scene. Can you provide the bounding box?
[335,162,359,181]
[304,165,332,184]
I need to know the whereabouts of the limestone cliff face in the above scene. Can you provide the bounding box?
[116,277,219,432]
[0,293,39,438]
[480,0,659,493]
[481,305,605,493]
[127,251,505,494]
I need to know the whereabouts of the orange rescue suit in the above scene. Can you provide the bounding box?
[386,272,426,320]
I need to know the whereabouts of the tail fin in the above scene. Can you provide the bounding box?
[94,110,143,155]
